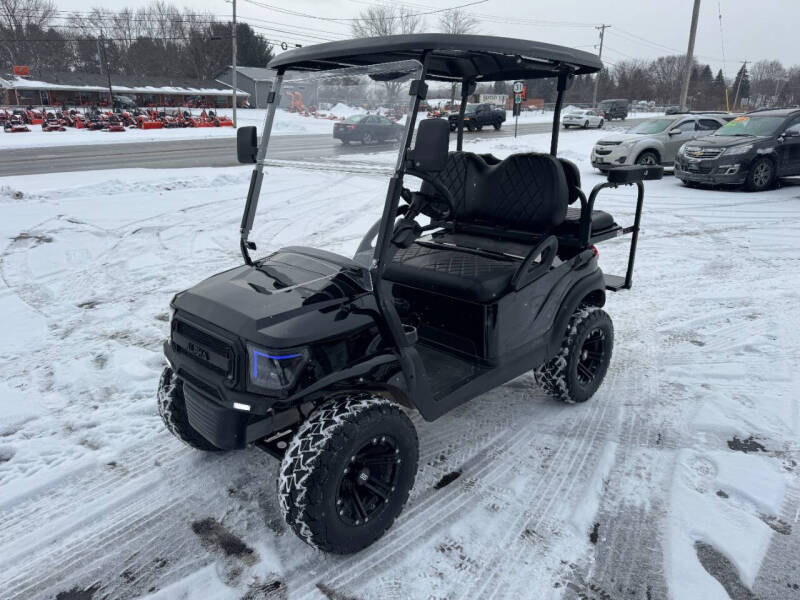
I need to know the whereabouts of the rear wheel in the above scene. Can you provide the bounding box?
[157,367,221,451]
[745,157,775,191]
[467,123,476,132]
[361,132,374,144]
[636,150,659,166]
[476,123,483,131]
[278,395,418,554]
[583,120,589,129]
[598,119,604,128]
[534,306,614,404]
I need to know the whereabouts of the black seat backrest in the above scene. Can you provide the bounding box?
[424,151,569,234]
[558,158,582,205]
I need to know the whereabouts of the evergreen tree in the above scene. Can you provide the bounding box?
[712,69,728,110]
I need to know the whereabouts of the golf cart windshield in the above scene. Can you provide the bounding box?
[257,61,422,271]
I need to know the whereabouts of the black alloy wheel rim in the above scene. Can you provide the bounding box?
[576,328,606,386]
[336,435,401,527]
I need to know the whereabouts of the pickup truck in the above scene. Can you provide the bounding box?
[448,103,506,131]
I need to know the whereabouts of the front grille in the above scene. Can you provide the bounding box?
[683,146,724,159]
[172,319,235,377]
[595,149,612,156]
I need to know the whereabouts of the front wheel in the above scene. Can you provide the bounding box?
[278,395,419,554]
[493,121,502,130]
[361,132,374,144]
[583,120,589,129]
[157,367,221,451]
[598,119,604,128]
[745,157,775,191]
[534,306,614,404]
[636,150,659,166]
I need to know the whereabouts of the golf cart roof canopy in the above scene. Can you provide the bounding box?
[268,34,602,82]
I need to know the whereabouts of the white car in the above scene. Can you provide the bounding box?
[562,109,604,129]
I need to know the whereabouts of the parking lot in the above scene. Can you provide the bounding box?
[0,124,797,599]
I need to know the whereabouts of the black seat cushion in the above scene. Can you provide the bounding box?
[556,207,616,235]
[385,243,518,302]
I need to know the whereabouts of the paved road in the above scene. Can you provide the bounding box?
[0,118,646,176]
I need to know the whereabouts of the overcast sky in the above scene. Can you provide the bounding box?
[54,0,799,75]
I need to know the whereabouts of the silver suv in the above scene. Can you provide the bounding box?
[591,113,731,171]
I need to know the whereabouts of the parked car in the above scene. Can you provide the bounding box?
[333,114,403,144]
[562,109,604,129]
[674,108,800,191]
[447,103,505,131]
[113,95,136,109]
[591,113,728,171]
[665,105,681,115]
[597,98,628,121]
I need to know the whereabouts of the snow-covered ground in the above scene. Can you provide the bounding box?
[0,128,798,600]
[0,106,665,150]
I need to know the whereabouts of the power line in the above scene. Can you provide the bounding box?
[241,0,488,23]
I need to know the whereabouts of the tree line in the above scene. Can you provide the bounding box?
[0,0,273,81]
[490,57,796,111]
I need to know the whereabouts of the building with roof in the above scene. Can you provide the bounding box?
[216,66,275,109]
[0,71,249,108]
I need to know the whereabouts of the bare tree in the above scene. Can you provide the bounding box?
[351,5,423,38]
[350,5,423,104]
[438,8,478,105]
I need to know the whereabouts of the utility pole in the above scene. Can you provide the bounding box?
[732,60,748,110]
[679,0,701,112]
[232,0,238,127]
[592,24,610,108]
[98,35,113,108]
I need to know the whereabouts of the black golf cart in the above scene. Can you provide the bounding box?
[157,34,662,554]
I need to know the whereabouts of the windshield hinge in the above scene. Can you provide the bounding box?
[409,79,428,100]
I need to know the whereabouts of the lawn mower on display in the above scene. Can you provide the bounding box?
[41,112,66,131]
[4,114,30,132]
[158,34,662,554]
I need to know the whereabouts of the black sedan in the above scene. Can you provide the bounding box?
[333,114,403,144]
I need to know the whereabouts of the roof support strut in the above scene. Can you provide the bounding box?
[240,71,284,264]
[550,67,574,156]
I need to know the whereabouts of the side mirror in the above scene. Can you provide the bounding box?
[407,118,450,172]
[783,129,800,138]
[668,128,682,136]
[237,126,258,164]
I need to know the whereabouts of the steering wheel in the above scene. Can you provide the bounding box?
[401,170,456,221]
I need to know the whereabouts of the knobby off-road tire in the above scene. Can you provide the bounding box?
[278,395,418,553]
[534,305,614,404]
[157,367,221,451]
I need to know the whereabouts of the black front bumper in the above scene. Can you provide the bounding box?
[674,159,747,185]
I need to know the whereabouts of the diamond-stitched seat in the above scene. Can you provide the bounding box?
[385,151,571,301]
[387,243,519,302]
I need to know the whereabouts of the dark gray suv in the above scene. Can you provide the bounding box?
[674,108,800,191]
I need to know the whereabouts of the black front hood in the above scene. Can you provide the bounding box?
[691,134,760,149]
[174,247,374,348]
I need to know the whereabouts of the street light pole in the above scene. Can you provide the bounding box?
[232,0,237,127]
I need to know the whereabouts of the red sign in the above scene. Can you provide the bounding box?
[13,65,29,76]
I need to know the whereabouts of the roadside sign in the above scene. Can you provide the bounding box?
[514,93,522,104]
[513,80,524,93]
[13,65,29,76]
